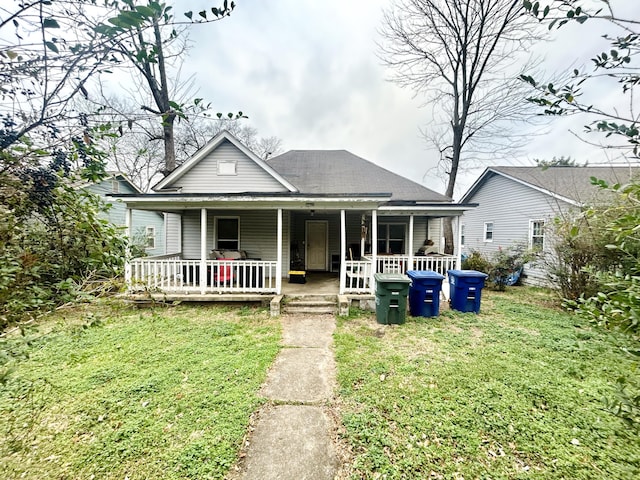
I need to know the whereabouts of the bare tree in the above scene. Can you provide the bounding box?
[177,118,284,162]
[379,0,542,251]
[92,96,283,191]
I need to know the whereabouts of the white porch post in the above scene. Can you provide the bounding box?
[371,209,377,294]
[454,215,462,269]
[339,209,346,294]
[200,208,207,295]
[276,208,283,294]
[124,207,132,285]
[408,214,414,272]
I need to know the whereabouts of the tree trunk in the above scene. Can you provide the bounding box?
[163,113,176,174]
[443,125,463,254]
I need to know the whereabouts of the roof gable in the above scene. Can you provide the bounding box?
[153,130,297,193]
[461,165,640,205]
[267,150,451,203]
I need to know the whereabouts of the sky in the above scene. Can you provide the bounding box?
[171,0,639,200]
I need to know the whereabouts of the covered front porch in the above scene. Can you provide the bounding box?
[123,198,464,298]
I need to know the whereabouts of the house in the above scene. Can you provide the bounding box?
[79,173,166,256]
[115,131,475,300]
[459,165,640,285]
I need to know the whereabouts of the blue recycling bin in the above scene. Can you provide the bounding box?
[406,270,445,317]
[447,269,489,313]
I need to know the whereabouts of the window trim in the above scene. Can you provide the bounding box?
[215,216,240,250]
[529,219,545,250]
[484,222,494,242]
[145,226,156,249]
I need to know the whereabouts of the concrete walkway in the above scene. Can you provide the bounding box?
[227,315,342,480]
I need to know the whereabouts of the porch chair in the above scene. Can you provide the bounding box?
[214,259,234,287]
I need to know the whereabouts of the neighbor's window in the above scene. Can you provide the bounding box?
[460,224,465,247]
[377,223,406,254]
[216,217,239,249]
[111,179,120,193]
[484,222,494,242]
[530,220,545,250]
[145,226,156,249]
[218,160,237,175]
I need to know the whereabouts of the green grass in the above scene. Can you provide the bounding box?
[0,302,280,479]
[335,288,640,479]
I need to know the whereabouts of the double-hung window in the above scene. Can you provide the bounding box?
[484,222,494,242]
[216,217,240,249]
[530,220,545,250]
[377,223,406,254]
[145,226,156,249]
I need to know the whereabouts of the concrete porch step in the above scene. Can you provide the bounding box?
[283,295,338,315]
[285,306,337,315]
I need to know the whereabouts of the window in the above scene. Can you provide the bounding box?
[145,226,156,249]
[111,179,120,193]
[218,160,237,175]
[460,224,465,247]
[530,220,545,250]
[216,217,239,249]
[377,223,406,254]
[484,222,494,242]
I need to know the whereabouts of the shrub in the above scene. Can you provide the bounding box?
[461,250,491,273]
[489,244,535,291]
[0,138,126,329]
[462,246,534,291]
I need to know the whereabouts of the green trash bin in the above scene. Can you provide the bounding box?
[374,273,411,325]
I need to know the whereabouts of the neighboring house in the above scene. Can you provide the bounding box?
[80,173,166,257]
[459,165,639,285]
[116,130,475,297]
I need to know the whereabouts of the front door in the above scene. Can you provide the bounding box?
[306,220,328,271]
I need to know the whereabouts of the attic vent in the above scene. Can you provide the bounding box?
[218,160,237,176]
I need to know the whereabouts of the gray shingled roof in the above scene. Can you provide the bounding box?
[489,166,640,204]
[267,150,451,203]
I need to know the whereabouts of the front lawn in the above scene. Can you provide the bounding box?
[335,288,639,479]
[0,302,280,480]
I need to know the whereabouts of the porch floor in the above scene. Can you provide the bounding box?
[282,272,340,296]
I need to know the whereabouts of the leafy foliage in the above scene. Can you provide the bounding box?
[522,0,639,158]
[0,128,127,329]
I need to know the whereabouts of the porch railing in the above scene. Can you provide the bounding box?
[129,257,277,294]
[344,260,373,294]
[412,255,458,275]
[363,255,457,277]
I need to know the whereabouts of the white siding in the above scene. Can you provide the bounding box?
[165,213,181,254]
[462,173,574,285]
[166,140,288,193]
[181,209,288,263]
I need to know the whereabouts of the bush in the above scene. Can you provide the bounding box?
[0,139,126,330]
[461,250,492,273]
[488,244,536,291]
[462,246,534,291]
